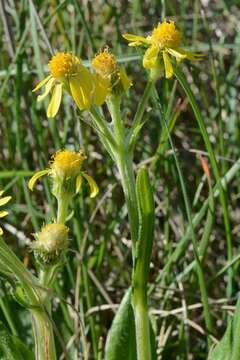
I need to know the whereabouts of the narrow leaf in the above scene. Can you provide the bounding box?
[135,167,155,283]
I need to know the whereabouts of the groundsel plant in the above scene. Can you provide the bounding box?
[0,18,205,360]
[30,18,203,359]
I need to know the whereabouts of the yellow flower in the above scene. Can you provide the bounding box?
[28,149,99,198]
[33,52,102,118]
[123,19,203,79]
[92,48,132,93]
[32,223,69,265]
[0,190,11,235]
[51,150,86,180]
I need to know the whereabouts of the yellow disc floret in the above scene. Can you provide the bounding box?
[92,48,118,77]
[150,20,182,48]
[48,52,80,79]
[51,150,86,179]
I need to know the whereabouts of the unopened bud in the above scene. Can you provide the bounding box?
[32,223,69,266]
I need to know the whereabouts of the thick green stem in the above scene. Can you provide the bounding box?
[33,263,57,359]
[132,292,151,360]
[118,157,151,359]
[116,153,139,253]
[132,252,152,360]
[108,96,152,359]
[132,168,154,360]
[108,96,139,253]
[32,309,56,360]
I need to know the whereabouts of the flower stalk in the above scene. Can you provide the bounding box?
[107,95,139,253]
[107,96,153,360]
[132,255,152,360]
[131,293,151,360]
[32,309,56,360]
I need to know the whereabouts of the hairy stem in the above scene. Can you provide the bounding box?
[108,95,152,359]
[32,309,56,360]
[108,95,139,254]
[132,291,152,360]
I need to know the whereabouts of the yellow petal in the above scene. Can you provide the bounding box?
[70,80,85,110]
[0,227,3,236]
[32,75,52,92]
[76,174,83,193]
[92,74,110,106]
[37,77,56,102]
[175,48,205,61]
[122,33,149,46]
[0,190,4,197]
[81,172,99,198]
[47,83,63,118]
[119,68,132,91]
[0,196,11,206]
[163,51,174,79]
[70,66,94,110]
[0,211,8,218]
[166,48,187,60]
[28,169,50,191]
[143,45,160,69]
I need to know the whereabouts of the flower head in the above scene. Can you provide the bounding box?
[48,52,80,79]
[150,21,181,48]
[123,19,203,79]
[92,48,132,94]
[92,48,117,78]
[50,150,86,180]
[28,149,99,199]
[33,52,108,118]
[32,223,69,265]
[0,190,11,235]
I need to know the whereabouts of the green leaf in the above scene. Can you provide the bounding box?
[135,167,155,284]
[0,321,34,360]
[105,288,137,360]
[134,167,157,359]
[208,298,240,360]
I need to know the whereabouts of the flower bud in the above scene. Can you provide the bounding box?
[32,223,69,266]
[92,48,132,95]
[92,48,117,78]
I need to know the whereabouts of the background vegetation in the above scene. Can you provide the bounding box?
[0,0,240,358]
